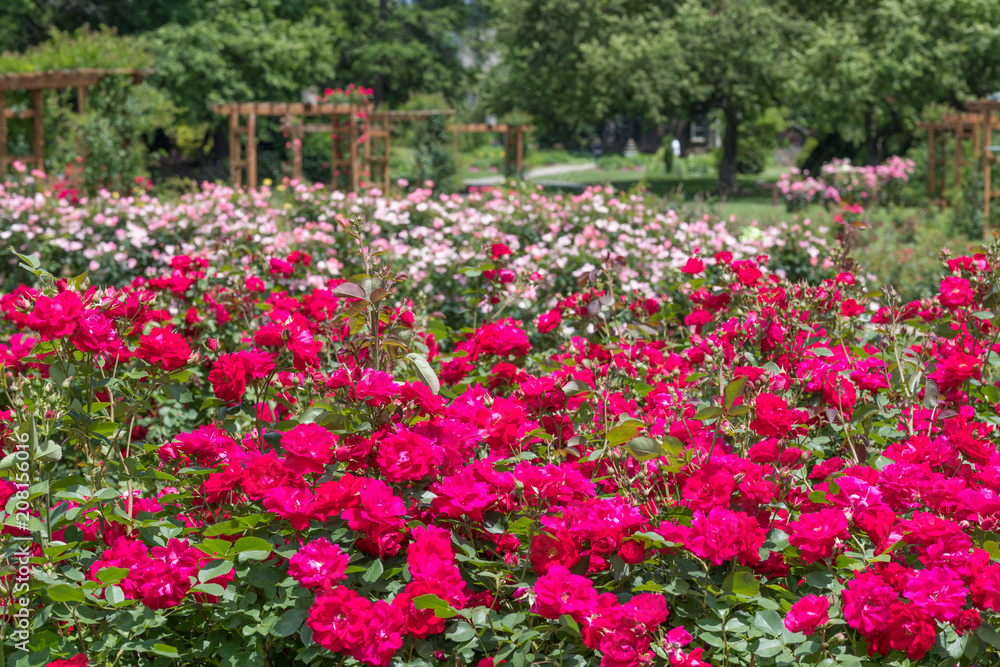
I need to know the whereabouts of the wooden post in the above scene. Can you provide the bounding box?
[985,111,993,231]
[31,89,44,170]
[246,112,257,189]
[229,111,241,188]
[77,86,87,114]
[383,120,391,193]
[928,127,936,202]
[349,105,359,193]
[0,91,7,177]
[954,123,963,202]
[291,126,303,181]
[363,114,371,190]
[331,113,339,189]
[516,127,524,177]
[503,130,511,177]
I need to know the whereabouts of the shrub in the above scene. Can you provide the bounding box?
[412,115,456,192]
[5,191,1000,667]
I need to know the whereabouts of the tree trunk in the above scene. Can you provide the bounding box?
[718,107,739,196]
[864,106,880,166]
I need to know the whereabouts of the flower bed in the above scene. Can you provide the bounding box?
[0,174,835,301]
[777,157,915,211]
[2,180,998,667]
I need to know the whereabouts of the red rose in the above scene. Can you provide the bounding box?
[618,539,647,565]
[749,393,801,438]
[530,530,579,574]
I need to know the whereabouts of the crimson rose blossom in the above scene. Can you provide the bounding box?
[45,655,89,667]
[784,594,830,634]
[939,276,975,309]
[136,327,191,371]
[788,508,849,563]
[749,392,802,438]
[288,538,349,591]
[26,290,84,340]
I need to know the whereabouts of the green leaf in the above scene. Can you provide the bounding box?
[203,519,246,536]
[47,584,85,603]
[722,567,760,599]
[923,378,939,409]
[978,623,1000,650]
[445,622,476,643]
[754,610,786,637]
[151,644,179,657]
[363,559,384,583]
[625,436,661,461]
[755,637,784,658]
[233,536,272,561]
[413,594,458,619]
[107,585,126,605]
[404,352,440,395]
[694,406,724,421]
[191,583,226,597]
[724,376,747,409]
[272,607,308,637]
[607,420,643,446]
[562,379,591,396]
[96,567,128,585]
[198,560,234,583]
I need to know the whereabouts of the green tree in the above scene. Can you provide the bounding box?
[336,0,474,108]
[413,114,456,191]
[791,0,1000,166]
[492,0,795,193]
[671,0,797,194]
[141,4,343,127]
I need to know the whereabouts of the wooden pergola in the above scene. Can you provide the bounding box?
[283,108,458,191]
[212,101,534,192]
[212,102,458,192]
[451,123,534,178]
[0,68,148,176]
[918,99,1000,226]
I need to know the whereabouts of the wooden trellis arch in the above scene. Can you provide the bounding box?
[450,123,534,178]
[213,101,534,192]
[917,99,1000,231]
[212,102,458,192]
[0,68,148,176]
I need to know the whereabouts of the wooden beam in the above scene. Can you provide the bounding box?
[2,109,35,119]
[0,68,149,91]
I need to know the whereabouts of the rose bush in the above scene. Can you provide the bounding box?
[2,181,1000,667]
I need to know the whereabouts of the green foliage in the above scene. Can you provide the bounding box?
[851,207,975,301]
[413,115,456,191]
[141,8,342,127]
[791,0,1000,164]
[729,107,785,175]
[0,25,153,71]
[52,76,175,191]
[0,26,153,72]
[335,0,473,108]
